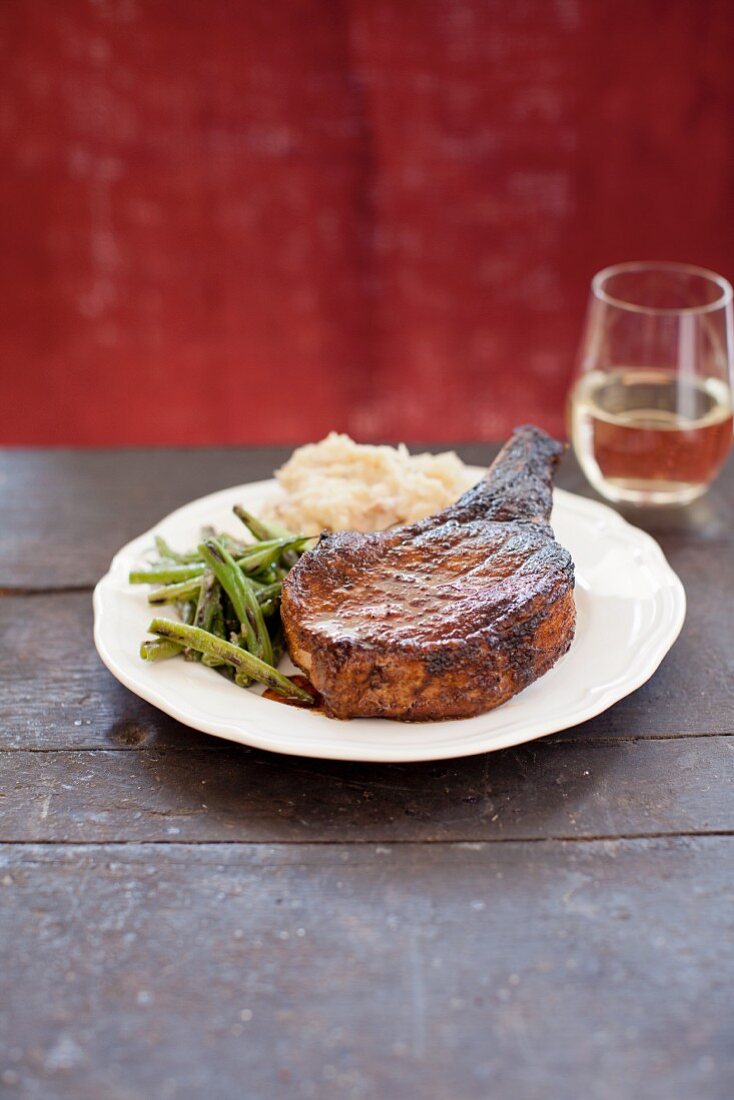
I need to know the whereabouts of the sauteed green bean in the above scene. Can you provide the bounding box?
[131,508,315,704]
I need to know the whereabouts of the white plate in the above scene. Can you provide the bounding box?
[93,475,686,763]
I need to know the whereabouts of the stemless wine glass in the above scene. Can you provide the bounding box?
[569,261,734,505]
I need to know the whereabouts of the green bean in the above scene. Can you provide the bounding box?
[251,563,278,585]
[199,540,273,666]
[184,570,220,661]
[140,638,183,661]
[210,596,226,637]
[200,526,250,557]
[147,575,280,607]
[147,619,314,703]
[201,602,227,668]
[132,537,308,587]
[256,581,283,603]
[193,571,220,631]
[237,537,311,572]
[252,562,290,585]
[259,598,280,619]
[202,603,227,668]
[146,578,201,604]
[177,600,196,625]
[233,506,304,567]
[154,536,204,564]
[130,564,204,585]
[135,514,304,694]
[233,505,294,542]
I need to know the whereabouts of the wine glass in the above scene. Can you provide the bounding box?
[569,261,734,506]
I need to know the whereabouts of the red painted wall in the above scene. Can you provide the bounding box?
[2,0,733,445]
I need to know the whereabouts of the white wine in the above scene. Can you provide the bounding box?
[570,369,733,505]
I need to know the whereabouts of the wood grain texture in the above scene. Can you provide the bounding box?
[2,736,733,844]
[0,445,294,589]
[1,839,732,1100]
[2,445,733,1100]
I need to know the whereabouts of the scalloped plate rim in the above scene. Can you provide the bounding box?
[93,475,686,762]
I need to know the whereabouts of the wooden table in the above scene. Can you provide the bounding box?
[2,445,733,1100]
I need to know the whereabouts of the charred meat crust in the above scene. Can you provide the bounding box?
[281,425,576,721]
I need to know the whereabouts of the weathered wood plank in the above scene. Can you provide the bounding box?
[3,445,732,1100]
[1,839,731,1100]
[1,593,213,752]
[2,736,732,843]
[2,446,731,590]
[3,587,731,753]
[0,446,294,589]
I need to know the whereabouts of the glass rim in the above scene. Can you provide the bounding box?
[592,261,733,316]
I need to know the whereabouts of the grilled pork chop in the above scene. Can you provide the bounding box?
[281,426,575,720]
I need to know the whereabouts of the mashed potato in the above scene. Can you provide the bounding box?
[262,432,478,534]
